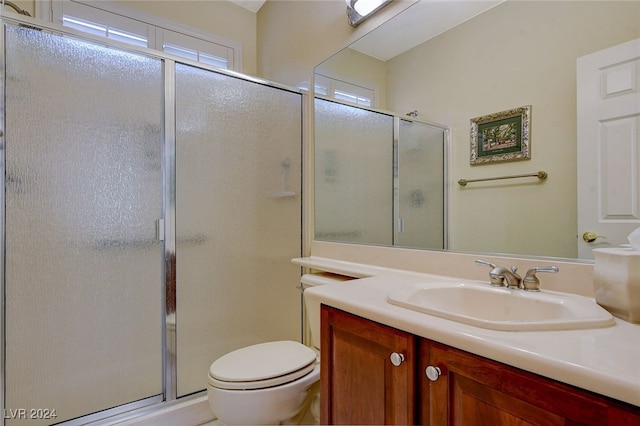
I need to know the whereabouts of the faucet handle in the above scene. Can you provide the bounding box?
[475,259,505,286]
[475,259,497,268]
[522,266,559,291]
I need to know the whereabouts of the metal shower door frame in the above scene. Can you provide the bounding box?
[0,15,6,426]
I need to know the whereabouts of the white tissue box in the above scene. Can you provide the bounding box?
[593,248,640,323]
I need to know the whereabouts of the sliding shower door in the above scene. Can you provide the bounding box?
[174,64,302,396]
[3,25,163,424]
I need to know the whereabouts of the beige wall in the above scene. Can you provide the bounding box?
[386,1,640,258]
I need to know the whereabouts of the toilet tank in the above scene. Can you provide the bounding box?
[302,273,353,350]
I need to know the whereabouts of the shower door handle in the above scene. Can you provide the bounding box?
[157,219,165,241]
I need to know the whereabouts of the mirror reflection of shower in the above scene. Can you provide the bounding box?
[314,97,448,249]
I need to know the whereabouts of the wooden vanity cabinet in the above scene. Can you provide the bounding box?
[320,305,417,424]
[321,305,640,425]
[421,340,640,425]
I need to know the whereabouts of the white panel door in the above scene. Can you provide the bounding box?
[577,38,640,259]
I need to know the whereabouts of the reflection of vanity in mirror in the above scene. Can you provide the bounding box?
[314,0,640,260]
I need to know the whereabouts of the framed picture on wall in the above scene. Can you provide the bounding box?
[470,105,531,165]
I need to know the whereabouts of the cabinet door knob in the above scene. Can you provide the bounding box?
[390,352,405,366]
[425,365,442,381]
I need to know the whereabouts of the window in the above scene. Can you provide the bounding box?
[159,28,232,70]
[61,15,148,47]
[297,81,328,96]
[45,0,241,71]
[314,73,376,107]
[334,90,372,107]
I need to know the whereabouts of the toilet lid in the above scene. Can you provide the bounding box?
[208,341,317,390]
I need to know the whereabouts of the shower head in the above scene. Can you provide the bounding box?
[406,110,419,118]
[3,1,31,16]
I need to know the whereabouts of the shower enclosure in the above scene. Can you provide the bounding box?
[1,17,302,425]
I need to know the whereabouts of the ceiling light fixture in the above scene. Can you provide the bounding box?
[345,0,392,27]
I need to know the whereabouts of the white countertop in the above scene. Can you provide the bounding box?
[295,256,640,407]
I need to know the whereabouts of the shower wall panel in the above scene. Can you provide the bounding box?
[174,64,302,396]
[4,26,163,424]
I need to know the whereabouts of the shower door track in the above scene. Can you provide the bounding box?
[55,395,164,426]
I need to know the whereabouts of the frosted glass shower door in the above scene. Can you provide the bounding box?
[174,64,302,396]
[394,119,446,249]
[314,98,394,245]
[4,25,163,424]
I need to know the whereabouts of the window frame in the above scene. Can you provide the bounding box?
[314,73,377,107]
[40,0,243,72]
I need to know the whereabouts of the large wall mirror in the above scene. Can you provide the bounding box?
[314,0,640,260]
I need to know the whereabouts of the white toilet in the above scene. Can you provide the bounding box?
[207,273,349,425]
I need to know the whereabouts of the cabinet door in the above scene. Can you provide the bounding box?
[421,340,640,425]
[321,306,416,425]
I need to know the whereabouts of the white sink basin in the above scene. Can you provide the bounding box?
[387,282,615,331]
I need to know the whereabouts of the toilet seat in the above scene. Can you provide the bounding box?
[208,341,317,391]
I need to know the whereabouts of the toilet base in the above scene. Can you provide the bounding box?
[281,381,319,425]
[207,365,320,425]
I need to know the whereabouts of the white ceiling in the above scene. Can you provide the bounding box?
[349,0,502,61]
[228,0,267,13]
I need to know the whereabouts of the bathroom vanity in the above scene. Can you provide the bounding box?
[294,245,640,425]
[322,306,639,425]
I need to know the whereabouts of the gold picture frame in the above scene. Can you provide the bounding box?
[470,105,531,165]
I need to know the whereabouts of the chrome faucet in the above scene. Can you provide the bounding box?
[496,266,523,288]
[522,266,559,291]
[476,259,559,291]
